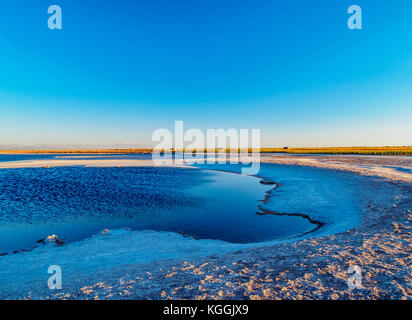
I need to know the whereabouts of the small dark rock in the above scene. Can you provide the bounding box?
[260,180,275,185]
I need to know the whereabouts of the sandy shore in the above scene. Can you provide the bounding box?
[1,155,411,300]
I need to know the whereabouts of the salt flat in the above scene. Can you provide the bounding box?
[260,154,412,182]
[0,155,411,300]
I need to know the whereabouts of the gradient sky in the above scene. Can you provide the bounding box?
[0,0,411,147]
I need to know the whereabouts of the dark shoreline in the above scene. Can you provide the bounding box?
[255,176,325,234]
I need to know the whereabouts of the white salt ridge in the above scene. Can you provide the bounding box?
[0,228,249,293]
[0,226,314,296]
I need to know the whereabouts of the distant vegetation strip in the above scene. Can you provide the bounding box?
[259,147,412,155]
[0,147,411,156]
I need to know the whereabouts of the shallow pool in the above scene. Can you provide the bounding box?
[0,165,316,253]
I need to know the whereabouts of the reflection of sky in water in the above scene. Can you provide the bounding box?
[0,154,59,163]
[194,162,402,236]
[0,166,313,253]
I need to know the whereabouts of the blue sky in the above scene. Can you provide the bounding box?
[0,0,411,147]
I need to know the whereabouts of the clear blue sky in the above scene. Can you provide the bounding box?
[0,0,411,147]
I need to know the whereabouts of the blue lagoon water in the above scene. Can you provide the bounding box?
[0,154,398,255]
[0,164,314,253]
[0,154,59,163]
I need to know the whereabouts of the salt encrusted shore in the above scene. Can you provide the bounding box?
[1,155,411,300]
[260,154,412,183]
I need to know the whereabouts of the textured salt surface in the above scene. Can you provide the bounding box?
[260,154,412,182]
[0,155,410,299]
